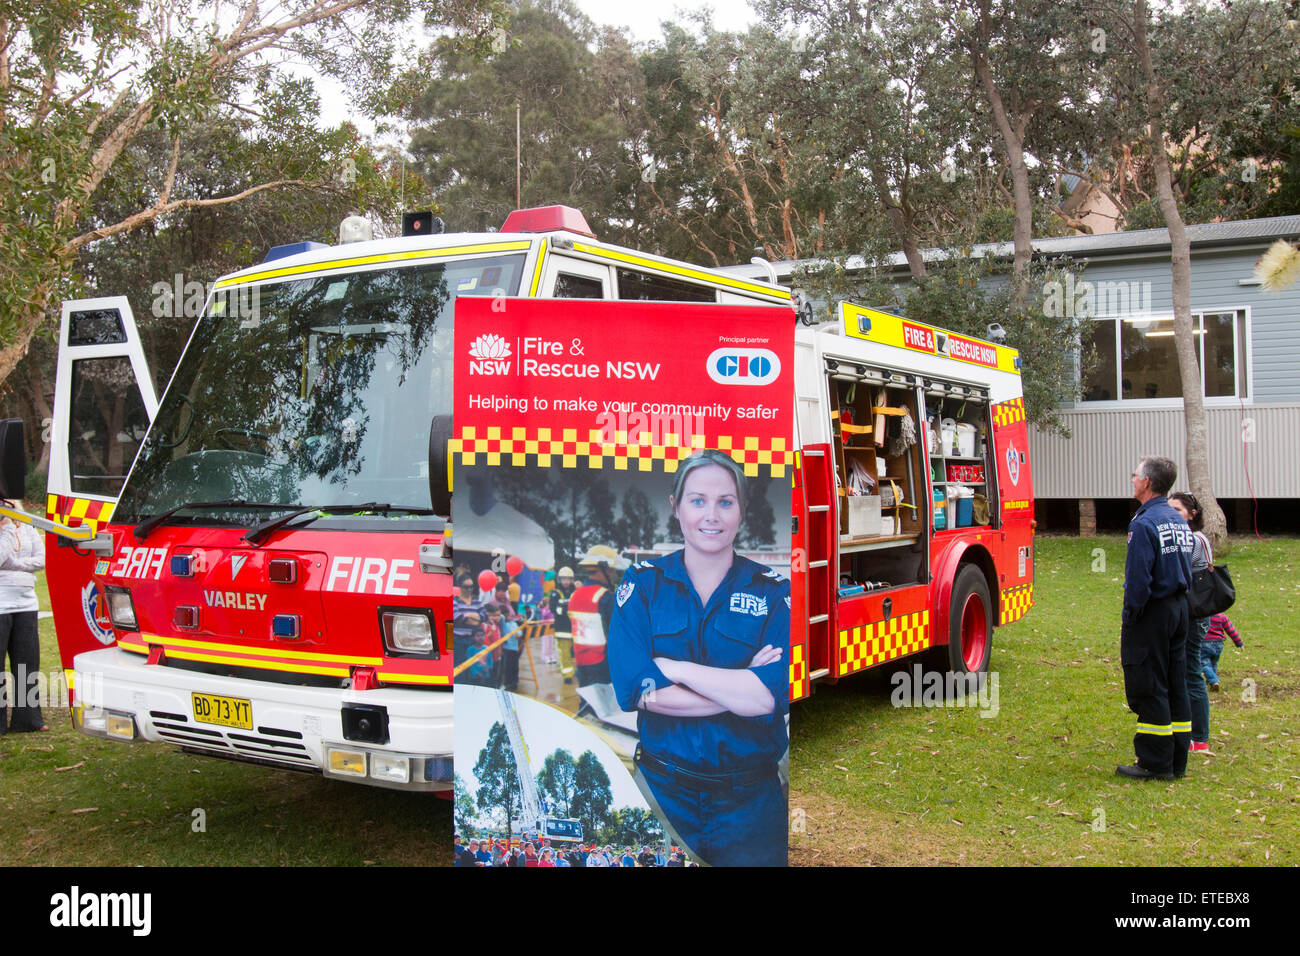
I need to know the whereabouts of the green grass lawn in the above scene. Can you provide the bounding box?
[790,534,1299,866]
[0,574,449,866]
[7,537,1294,866]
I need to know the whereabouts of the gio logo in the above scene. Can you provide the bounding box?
[468,333,512,374]
[706,348,781,386]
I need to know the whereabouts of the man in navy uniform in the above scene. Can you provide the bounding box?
[1119,456,1193,780]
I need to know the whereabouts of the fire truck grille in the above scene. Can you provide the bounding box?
[149,712,312,765]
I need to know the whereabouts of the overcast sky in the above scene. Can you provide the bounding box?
[574,0,761,41]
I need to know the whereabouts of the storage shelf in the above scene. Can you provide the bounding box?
[835,379,923,542]
[839,533,921,553]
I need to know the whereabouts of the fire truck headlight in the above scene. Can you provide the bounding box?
[78,706,108,734]
[369,752,411,784]
[326,747,367,777]
[106,587,139,630]
[106,713,137,740]
[380,610,435,656]
[75,706,137,741]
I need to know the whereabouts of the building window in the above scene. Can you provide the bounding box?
[1081,309,1248,402]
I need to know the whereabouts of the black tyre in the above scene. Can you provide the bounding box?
[947,564,993,677]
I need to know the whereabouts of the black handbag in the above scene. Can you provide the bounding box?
[1188,563,1235,618]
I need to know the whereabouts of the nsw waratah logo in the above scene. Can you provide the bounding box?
[468,333,512,374]
[706,348,781,386]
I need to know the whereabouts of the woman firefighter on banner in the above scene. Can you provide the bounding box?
[608,450,789,867]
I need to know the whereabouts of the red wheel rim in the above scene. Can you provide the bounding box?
[960,592,988,671]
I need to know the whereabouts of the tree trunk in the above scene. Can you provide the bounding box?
[870,161,926,278]
[0,279,54,385]
[971,7,1032,310]
[32,380,53,476]
[1134,0,1228,553]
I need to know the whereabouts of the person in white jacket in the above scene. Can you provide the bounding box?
[0,500,47,733]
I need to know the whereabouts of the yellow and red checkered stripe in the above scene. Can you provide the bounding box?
[46,494,115,534]
[1000,583,1033,625]
[992,397,1025,429]
[450,426,792,477]
[789,641,808,701]
[117,634,450,687]
[838,610,931,677]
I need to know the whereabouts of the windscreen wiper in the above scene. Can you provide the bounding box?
[243,503,438,546]
[134,499,295,541]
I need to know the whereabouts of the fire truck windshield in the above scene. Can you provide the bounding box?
[543,818,583,841]
[116,255,526,528]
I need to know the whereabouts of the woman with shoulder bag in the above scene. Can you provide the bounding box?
[1170,493,1212,754]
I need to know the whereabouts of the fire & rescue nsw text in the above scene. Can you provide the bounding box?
[469,335,661,381]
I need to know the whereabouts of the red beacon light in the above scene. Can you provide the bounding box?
[500,205,596,238]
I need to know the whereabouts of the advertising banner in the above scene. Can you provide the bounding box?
[451,298,793,867]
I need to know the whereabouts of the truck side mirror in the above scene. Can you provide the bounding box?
[428,414,451,518]
[0,418,26,500]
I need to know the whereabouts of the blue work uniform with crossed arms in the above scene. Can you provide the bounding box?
[609,550,789,867]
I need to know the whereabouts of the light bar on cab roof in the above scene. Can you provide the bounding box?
[501,205,596,238]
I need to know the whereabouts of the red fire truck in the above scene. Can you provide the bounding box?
[31,206,791,792]
[25,205,1031,793]
[783,302,1035,700]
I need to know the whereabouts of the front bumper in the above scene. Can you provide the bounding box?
[73,647,453,791]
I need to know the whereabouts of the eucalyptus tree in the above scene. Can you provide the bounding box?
[407,0,642,240]
[570,750,614,842]
[756,0,985,278]
[940,0,1104,307]
[1097,0,1298,550]
[474,721,524,841]
[0,0,502,386]
[635,17,838,266]
[1,76,405,482]
[537,749,579,817]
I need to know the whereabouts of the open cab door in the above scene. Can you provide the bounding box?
[44,297,158,701]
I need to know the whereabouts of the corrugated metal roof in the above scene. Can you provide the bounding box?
[1025,215,1300,258]
[718,215,1300,279]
